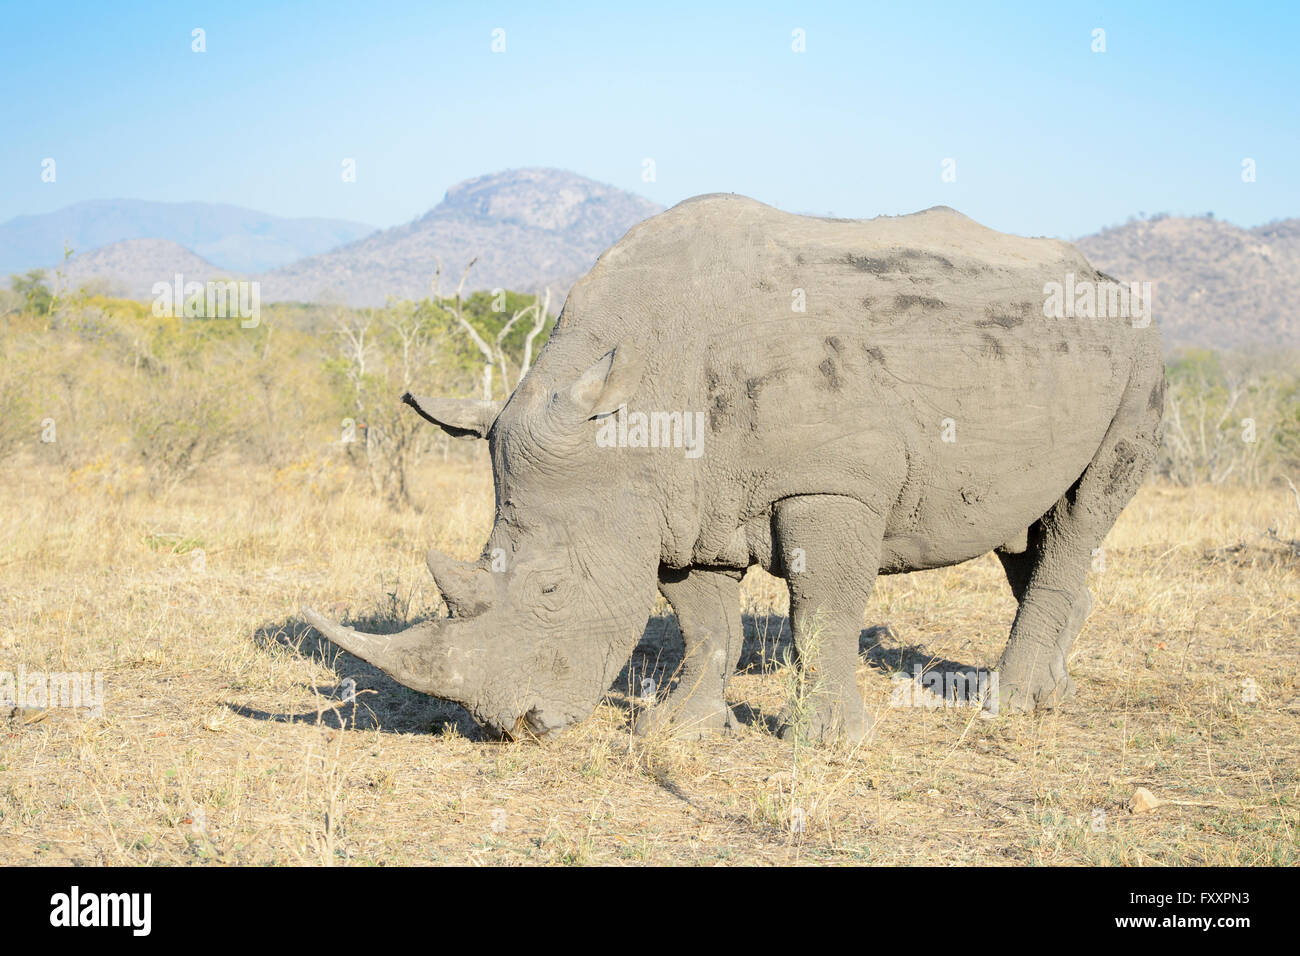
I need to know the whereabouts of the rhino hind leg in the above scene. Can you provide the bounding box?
[994,541,1091,711]
[635,568,744,740]
[773,495,885,746]
[995,367,1163,712]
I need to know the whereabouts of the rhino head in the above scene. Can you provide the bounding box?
[304,343,662,738]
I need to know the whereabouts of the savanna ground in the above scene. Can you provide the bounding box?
[2,456,1297,866]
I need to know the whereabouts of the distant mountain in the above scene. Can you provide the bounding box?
[59,239,239,300]
[12,179,1295,352]
[256,168,664,305]
[0,199,374,275]
[1078,215,1300,351]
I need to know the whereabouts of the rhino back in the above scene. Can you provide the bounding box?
[529,194,1160,568]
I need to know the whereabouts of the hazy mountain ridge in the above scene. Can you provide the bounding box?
[1,199,374,275]
[13,172,1297,350]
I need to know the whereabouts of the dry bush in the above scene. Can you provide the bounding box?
[1161,348,1300,485]
[127,372,239,492]
[0,339,36,461]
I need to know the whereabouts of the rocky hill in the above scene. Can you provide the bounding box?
[1078,215,1300,350]
[256,169,664,305]
[59,239,241,300]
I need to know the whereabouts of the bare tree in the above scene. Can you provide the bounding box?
[330,308,379,491]
[432,256,496,400]
[1159,354,1290,487]
[1163,375,1245,484]
[331,307,372,415]
[520,287,550,382]
[330,302,453,503]
[432,259,550,400]
[494,287,551,394]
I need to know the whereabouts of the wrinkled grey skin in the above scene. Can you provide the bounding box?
[304,194,1164,744]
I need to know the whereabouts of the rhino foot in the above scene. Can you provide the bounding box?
[995,670,1077,714]
[777,695,872,747]
[634,695,739,740]
[993,645,1079,713]
[993,588,1091,714]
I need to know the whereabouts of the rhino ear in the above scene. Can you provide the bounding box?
[567,343,644,418]
[402,393,503,439]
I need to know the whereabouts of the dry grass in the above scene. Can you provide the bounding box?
[2,456,1297,866]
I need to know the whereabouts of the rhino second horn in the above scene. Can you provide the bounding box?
[425,549,493,616]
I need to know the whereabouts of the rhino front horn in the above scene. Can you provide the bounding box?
[301,607,477,698]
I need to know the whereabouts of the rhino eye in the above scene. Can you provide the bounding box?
[541,584,559,594]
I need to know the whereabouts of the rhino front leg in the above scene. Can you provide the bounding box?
[774,495,883,746]
[634,567,744,740]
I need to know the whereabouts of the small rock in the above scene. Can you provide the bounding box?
[1129,787,1161,814]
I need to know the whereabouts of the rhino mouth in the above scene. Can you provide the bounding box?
[517,705,572,739]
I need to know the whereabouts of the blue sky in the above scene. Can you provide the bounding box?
[2,0,1296,237]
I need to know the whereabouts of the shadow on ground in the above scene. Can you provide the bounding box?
[235,611,483,738]
[615,614,980,733]
[240,609,985,739]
